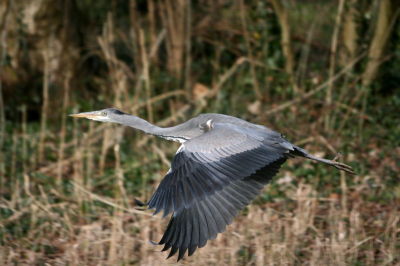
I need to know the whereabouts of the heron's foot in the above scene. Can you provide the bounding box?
[330,160,355,175]
[303,152,356,175]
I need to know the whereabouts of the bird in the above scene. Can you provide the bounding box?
[70,108,355,261]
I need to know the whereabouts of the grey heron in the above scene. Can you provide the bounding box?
[70,108,355,261]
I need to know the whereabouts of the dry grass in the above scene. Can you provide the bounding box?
[0,153,398,265]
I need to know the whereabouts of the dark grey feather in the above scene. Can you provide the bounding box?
[158,156,286,261]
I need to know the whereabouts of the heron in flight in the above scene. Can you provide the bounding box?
[70,108,355,261]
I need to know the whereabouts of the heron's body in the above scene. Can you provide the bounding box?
[71,108,354,261]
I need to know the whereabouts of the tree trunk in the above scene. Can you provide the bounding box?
[341,0,359,65]
[359,0,399,142]
[362,0,399,86]
[270,0,294,75]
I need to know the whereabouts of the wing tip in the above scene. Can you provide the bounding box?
[188,244,197,256]
[160,243,197,261]
[177,247,188,261]
[167,246,179,259]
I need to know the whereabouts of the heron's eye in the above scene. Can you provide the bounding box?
[102,111,107,116]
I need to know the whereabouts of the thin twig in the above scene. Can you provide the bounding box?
[139,29,153,124]
[296,17,318,89]
[57,71,71,190]
[114,142,128,205]
[99,127,111,177]
[265,52,366,115]
[345,237,373,254]
[149,29,166,60]
[10,132,18,205]
[239,0,262,100]
[184,0,192,101]
[38,48,50,163]
[271,0,297,93]
[129,0,141,74]
[0,0,13,191]
[151,143,171,167]
[325,0,345,132]
[147,0,157,62]
[207,57,248,98]
[21,105,27,177]
[85,121,94,191]
[71,181,152,216]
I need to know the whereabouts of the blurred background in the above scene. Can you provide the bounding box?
[0,0,399,265]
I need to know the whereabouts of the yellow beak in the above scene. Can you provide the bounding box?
[69,111,101,118]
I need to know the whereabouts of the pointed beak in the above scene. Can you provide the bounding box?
[69,111,102,119]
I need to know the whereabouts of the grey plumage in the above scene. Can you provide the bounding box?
[70,108,355,261]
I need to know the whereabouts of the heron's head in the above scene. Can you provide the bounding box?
[69,108,128,123]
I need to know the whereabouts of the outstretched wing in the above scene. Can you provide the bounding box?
[158,158,286,260]
[147,123,292,260]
